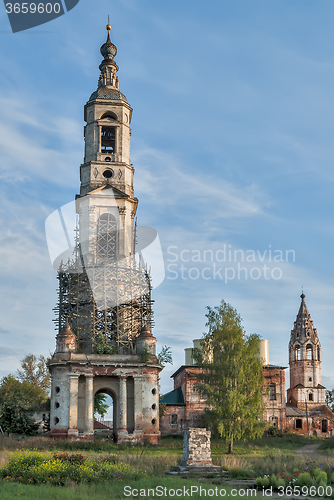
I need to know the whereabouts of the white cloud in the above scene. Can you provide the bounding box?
[0,94,81,187]
[133,146,269,222]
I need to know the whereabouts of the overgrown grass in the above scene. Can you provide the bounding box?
[0,435,183,454]
[0,477,253,499]
[0,434,330,496]
[0,433,313,456]
[212,434,322,456]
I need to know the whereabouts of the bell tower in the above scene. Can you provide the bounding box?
[53,24,153,354]
[287,293,325,407]
[78,23,137,263]
[48,25,161,443]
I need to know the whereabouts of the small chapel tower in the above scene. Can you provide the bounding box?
[287,293,325,407]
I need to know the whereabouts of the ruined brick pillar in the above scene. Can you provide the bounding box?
[181,428,213,467]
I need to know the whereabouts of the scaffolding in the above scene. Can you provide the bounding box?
[53,253,154,355]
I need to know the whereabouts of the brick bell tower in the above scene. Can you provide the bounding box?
[287,293,325,407]
[79,22,137,262]
[48,24,161,443]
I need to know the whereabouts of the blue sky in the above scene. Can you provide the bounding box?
[0,0,334,397]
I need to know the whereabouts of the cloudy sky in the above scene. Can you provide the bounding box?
[0,0,334,398]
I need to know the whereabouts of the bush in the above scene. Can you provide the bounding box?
[276,477,285,488]
[295,472,313,487]
[256,477,263,487]
[0,450,146,486]
[266,427,283,437]
[270,474,278,488]
[262,476,270,488]
[314,469,327,485]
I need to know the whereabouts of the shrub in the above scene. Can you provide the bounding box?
[270,474,278,488]
[295,472,313,487]
[262,476,270,488]
[0,450,146,486]
[314,469,327,484]
[276,477,285,488]
[266,427,283,437]
[256,477,263,487]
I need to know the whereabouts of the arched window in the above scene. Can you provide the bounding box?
[269,384,276,400]
[100,111,117,120]
[317,346,320,361]
[309,393,313,401]
[97,213,117,261]
[306,345,313,360]
[295,346,301,361]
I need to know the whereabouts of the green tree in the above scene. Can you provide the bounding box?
[194,300,265,453]
[157,345,173,366]
[17,354,51,398]
[94,393,109,419]
[326,390,334,411]
[0,375,45,435]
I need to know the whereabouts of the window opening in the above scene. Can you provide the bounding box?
[306,346,312,360]
[296,419,302,429]
[101,126,116,153]
[269,384,276,400]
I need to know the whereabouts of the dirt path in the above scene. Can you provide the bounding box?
[295,443,322,455]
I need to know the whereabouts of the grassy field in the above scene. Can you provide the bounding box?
[0,477,259,500]
[1,434,333,499]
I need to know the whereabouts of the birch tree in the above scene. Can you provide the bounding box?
[194,300,265,453]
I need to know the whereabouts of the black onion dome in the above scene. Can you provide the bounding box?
[100,31,117,60]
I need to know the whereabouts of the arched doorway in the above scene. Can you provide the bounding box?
[94,389,116,438]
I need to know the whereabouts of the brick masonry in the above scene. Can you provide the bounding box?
[181,428,213,467]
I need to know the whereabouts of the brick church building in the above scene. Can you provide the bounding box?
[160,293,334,437]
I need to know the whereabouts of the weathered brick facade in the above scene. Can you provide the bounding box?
[49,324,162,443]
[160,365,207,436]
[262,365,287,430]
[285,293,334,436]
[161,294,334,437]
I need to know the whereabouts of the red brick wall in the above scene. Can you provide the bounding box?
[160,406,185,436]
[262,367,286,430]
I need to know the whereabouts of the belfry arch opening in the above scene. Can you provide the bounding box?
[100,111,117,120]
[101,126,116,153]
[306,345,313,360]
